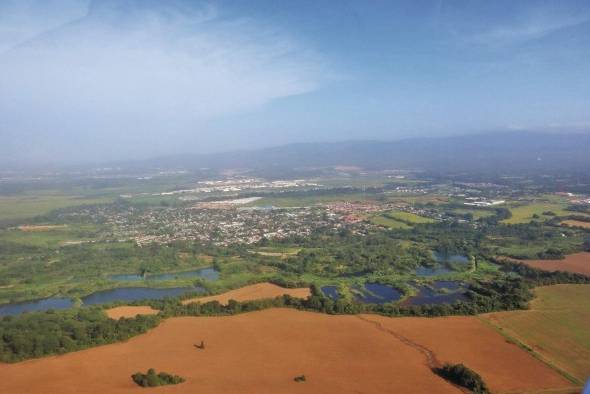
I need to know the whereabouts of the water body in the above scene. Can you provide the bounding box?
[415,266,453,277]
[82,286,204,305]
[321,286,340,300]
[109,267,219,282]
[0,286,206,316]
[354,283,402,304]
[0,297,74,316]
[433,252,469,264]
[416,253,470,277]
[405,281,468,306]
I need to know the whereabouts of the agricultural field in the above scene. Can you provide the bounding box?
[369,214,411,229]
[0,194,113,223]
[370,210,434,229]
[0,308,577,394]
[482,284,590,384]
[516,253,590,276]
[561,219,590,229]
[368,314,574,393]
[503,202,569,224]
[105,305,159,319]
[182,282,310,305]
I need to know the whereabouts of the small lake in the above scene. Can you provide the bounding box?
[416,253,470,277]
[82,286,204,305]
[321,286,340,300]
[0,286,206,316]
[415,266,453,277]
[354,283,403,304]
[433,252,469,264]
[405,281,468,306]
[0,297,74,317]
[109,267,219,282]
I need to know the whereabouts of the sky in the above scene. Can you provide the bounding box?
[1,0,590,165]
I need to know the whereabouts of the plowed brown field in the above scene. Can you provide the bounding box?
[182,282,311,305]
[518,252,590,276]
[0,309,575,394]
[105,306,159,319]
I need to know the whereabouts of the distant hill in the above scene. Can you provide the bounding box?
[137,131,590,174]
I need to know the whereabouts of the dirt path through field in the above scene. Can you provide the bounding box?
[356,315,443,370]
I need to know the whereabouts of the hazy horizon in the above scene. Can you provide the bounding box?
[2,0,590,165]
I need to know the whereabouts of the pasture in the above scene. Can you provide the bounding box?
[0,194,112,223]
[370,210,434,229]
[482,284,590,384]
[503,202,568,224]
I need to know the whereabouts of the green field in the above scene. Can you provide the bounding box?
[370,210,435,229]
[369,215,411,229]
[0,195,113,223]
[503,202,569,224]
[249,192,376,207]
[482,284,590,383]
[384,210,436,224]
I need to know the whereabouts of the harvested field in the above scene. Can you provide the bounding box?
[0,308,575,394]
[362,314,572,393]
[561,220,590,229]
[483,284,590,384]
[105,306,159,320]
[182,282,311,305]
[518,252,590,276]
[0,309,459,394]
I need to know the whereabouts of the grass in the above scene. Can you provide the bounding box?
[370,210,434,229]
[503,202,569,224]
[482,284,590,383]
[0,195,113,223]
[0,224,101,248]
[249,192,376,207]
[383,210,436,224]
[370,215,411,229]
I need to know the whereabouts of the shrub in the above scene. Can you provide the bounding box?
[131,369,185,387]
[435,363,489,394]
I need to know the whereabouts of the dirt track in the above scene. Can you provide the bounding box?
[0,309,573,394]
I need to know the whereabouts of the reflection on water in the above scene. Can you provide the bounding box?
[0,286,206,316]
[405,280,468,306]
[0,297,74,316]
[416,253,470,276]
[321,286,340,300]
[354,283,402,304]
[109,267,219,282]
[82,286,205,305]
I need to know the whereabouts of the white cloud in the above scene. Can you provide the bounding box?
[468,11,590,48]
[0,0,325,162]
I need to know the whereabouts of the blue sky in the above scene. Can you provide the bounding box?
[1,0,589,164]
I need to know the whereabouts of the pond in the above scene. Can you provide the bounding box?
[321,286,340,300]
[433,252,469,264]
[0,297,74,316]
[0,286,206,316]
[354,283,403,304]
[416,253,470,277]
[109,267,219,282]
[82,286,204,305]
[415,266,453,277]
[405,280,468,306]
